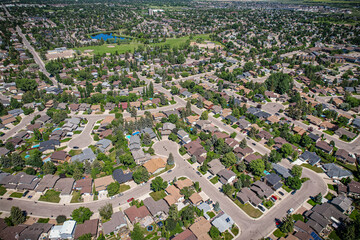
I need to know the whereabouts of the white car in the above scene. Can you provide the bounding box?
[287,208,294,214]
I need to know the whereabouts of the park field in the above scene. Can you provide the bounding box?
[74,34,217,55]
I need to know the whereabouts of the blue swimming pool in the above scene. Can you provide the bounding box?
[25,155,30,159]
[132,131,140,135]
[52,128,62,132]
[126,135,131,140]
[32,144,40,148]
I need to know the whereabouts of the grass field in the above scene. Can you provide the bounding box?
[301,163,324,173]
[70,190,82,203]
[39,190,61,203]
[150,190,166,201]
[234,200,262,218]
[210,176,219,184]
[0,186,6,196]
[75,34,215,55]
[273,229,286,238]
[10,192,23,198]
[119,184,130,192]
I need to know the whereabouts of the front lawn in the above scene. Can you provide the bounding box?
[10,192,23,198]
[327,184,336,191]
[207,211,215,219]
[282,185,292,193]
[150,190,166,201]
[293,214,304,222]
[60,138,71,143]
[301,163,324,173]
[119,184,130,192]
[234,200,262,218]
[210,176,219,184]
[273,229,286,238]
[325,193,334,200]
[70,190,83,203]
[307,199,318,206]
[214,114,220,118]
[329,230,341,240]
[0,186,7,196]
[39,190,61,203]
[231,226,239,236]
[263,200,274,209]
[223,230,233,240]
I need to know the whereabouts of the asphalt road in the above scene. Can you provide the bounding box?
[0,140,327,240]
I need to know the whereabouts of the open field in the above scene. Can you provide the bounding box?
[75,34,216,55]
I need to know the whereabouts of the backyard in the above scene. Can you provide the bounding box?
[150,190,166,201]
[234,200,262,218]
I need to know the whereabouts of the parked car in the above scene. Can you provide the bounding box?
[287,208,294,214]
[278,191,284,196]
[271,195,278,201]
[7,198,13,200]
[258,205,265,212]
[73,146,79,149]
[127,197,134,203]
[167,170,172,173]
[22,190,29,197]
[291,190,297,195]
[207,175,213,180]
[196,171,202,176]
[27,195,33,199]
[252,143,256,146]
[270,197,276,202]
[275,219,281,226]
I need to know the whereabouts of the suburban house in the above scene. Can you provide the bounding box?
[95,139,113,153]
[94,175,115,195]
[299,151,321,166]
[102,211,128,235]
[164,185,184,206]
[54,178,75,195]
[143,197,169,217]
[112,169,133,184]
[315,141,333,154]
[74,219,98,240]
[322,163,352,179]
[189,217,212,240]
[211,213,234,233]
[50,151,71,164]
[124,205,152,226]
[264,173,283,190]
[143,158,166,175]
[237,188,262,206]
[177,129,191,144]
[49,220,76,240]
[35,174,59,193]
[74,178,92,195]
[71,148,96,163]
[217,169,236,184]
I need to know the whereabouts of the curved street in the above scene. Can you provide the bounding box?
[0,140,327,240]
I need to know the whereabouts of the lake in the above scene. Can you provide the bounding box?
[91,33,126,41]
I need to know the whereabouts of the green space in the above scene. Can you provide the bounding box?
[293,214,304,222]
[70,190,83,203]
[231,226,239,236]
[60,138,71,143]
[119,184,131,192]
[39,190,61,203]
[10,192,23,198]
[207,211,215,219]
[234,200,262,218]
[329,230,342,240]
[69,149,82,156]
[210,176,219,184]
[37,218,50,223]
[307,199,318,206]
[223,230,233,240]
[327,184,335,191]
[349,209,360,220]
[325,193,334,200]
[149,190,166,201]
[324,130,334,135]
[282,185,292,193]
[301,163,324,173]
[75,34,215,55]
[273,229,286,238]
[0,186,7,196]
[263,199,274,209]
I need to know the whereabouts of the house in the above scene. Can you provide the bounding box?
[236,188,262,206]
[39,139,60,153]
[335,128,356,140]
[113,169,133,184]
[0,172,40,190]
[8,108,23,116]
[251,180,274,199]
[272,163,292,178]
[18,223,53,240]
[69,103,80,111]
[95,139,113,153]
[129,135,141,151]
[189,192,203,205]
[264,173,283,190]
[244,154,261,164]
[256,130,272,140]
[316,141,333,154]
[71,148,96,163]
[74,178,92,195]
[164,185,184,206]
[124,205,151,225]
[347,180,360,198]
[182,91,192,98]
[331,194,352,212]
[54,178,75,195]
[143,158,166,174]
[102,211,128,235]
[35,174,59,193]
[293,126,306,135]
[299,151,321,165]
[94,175,115,193]
[162,122,176,135]
[208,159,225,175]
[175,178,193,190]
[74,219,98,240]
[335,149,356,164]
[143,197,169,217]
[0,114,16,125]
[141,127,156,139]
[322,163,352,179]
[211,105,222,114]
[172,229,197,240]
[217,169,236,184]
[197,202,212,220]
[177,129,191,144]
[0,147,10,156]
[50,151,71,164]
[306,115,322,126]
[211,213,234,233]
[186,115,200,125]
[189,217,212,240]
[237,119,251,130]
[35,115,51,124]
[225,115,238,125]
[49,220,76,240]
[308,133,320,142]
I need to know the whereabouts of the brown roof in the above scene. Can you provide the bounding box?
[175,179,193,190]
[51,151,70,161]
[74,178,92,194]
[172,229,197,240]
[124,205,150,223]
[143,158,166,174]
[189,217,212,240]
[101,116,115,125]
[189,192,202,204]
[74,219,98,239]
[94,175,115,192]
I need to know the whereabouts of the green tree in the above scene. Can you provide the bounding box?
[200,111,208,120]
[214,201,220,212]
[269,150,282,163]
[168,204,179,220]
[107,182,120,196]
[314,193,322,204]
[132,167,149,184]
[291,165,302,178]
[280,143,293,158]
[56,215,67,224]
[249,158,265,176]
[71,207,93,224]
[180,186,194,200]
[11,153,25,168]
[142,133,151,145]
[221,152,237,168]
[167,153,174,165]
[265,72,293,94]
[26,150,43,168]
[286,176,302,190]
[209,226,221,239]
[42,161,57,174]
[99,203,113,220]
[5,142,15,152]
[150,177,168,192]
[237,161,246,173]
[10,206,25,225]
[239,139,247,148]
[131,223,144,240]
[78,233,92,240]
[280,215,294,234]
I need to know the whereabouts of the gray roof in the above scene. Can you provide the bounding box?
[208,159,225,175]
[143,197,169,216]
[211,213,234,233]
[300,151,321,165]
[197,202,211,213]
[322,163,352,179]
[177,130,188,139]
[96,139,112,152]
[217,169,236,181]
[265,173,282,190]
[54,178,75,195]
[129,135,141,151]
[71,148,96,163]
[272,163,292,178]
[35,175,60,192]
[331,194,352,212]
[141,127,156,139]
[102,211,127,235]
